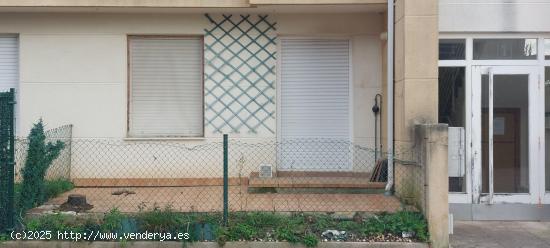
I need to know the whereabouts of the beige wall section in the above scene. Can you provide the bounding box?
[393,1,447,247]
[393,0,438,148]
[0,12,385,177]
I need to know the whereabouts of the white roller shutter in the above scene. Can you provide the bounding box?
[129,37,203,137]
[0,35,18,92]
[280,38,351,170]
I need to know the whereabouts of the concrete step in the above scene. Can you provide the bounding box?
[248,171,386,194]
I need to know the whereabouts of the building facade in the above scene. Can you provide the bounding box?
[440,0,550,221]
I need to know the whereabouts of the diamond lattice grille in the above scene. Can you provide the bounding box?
[204,14,277,135]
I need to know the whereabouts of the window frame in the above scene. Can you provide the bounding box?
[472,38,539,61]
[439,38,466,60]
[126,35,205,139]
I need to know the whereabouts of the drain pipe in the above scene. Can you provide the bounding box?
[372,94,382,162]
[385,0,395,194]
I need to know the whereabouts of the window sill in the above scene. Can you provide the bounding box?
[123,137,207,141]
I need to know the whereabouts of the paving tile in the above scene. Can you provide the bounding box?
[451,221,550,248]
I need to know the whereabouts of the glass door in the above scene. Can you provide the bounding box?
[472,66,540,204]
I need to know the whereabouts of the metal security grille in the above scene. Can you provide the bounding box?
[204,14,277,135]
[0,89,15,232]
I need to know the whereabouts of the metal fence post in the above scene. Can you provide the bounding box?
[6,88,15,231]
[223,134,228,226]
[0,88,15,233]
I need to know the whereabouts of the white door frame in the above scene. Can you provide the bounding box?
[471,65,541,204]
[439,35,550,205]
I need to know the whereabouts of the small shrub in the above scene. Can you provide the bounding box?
[26,213,69,232]
[101,208,125,233]
[302,233,319,247]
[18,120,65,212]
[275,225,300,243]
[135,205,184,234]
[337,221,362,233]
[308,213,332,232]
[228,223,257,240]
[385,211,428,241]
[361,216,385,236]
[243,212,283,228]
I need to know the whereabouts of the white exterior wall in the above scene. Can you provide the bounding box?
[440,0,550,32]
[0,12,384,179]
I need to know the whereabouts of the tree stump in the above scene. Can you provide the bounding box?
[60,194,93,212]
[67,194,87,206]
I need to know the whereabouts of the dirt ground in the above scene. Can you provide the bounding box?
[37,186,403,213]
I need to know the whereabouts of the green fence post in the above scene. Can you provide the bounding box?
[6,88,15,231]
[223,134,228,226]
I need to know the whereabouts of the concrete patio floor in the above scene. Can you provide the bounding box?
[40,186,403,213]
[451,221,550,248]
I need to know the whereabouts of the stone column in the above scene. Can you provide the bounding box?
[393,1,448,247]
[416,124,449,248]
[394,0,438,147]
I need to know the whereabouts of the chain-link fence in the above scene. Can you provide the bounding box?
[0,89,15,233]
[23,130,422,216]
[15,124,73,183]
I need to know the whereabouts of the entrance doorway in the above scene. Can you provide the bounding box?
[472,66,539,204]
[440,36,550,220]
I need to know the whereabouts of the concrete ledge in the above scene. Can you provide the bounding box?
[0,0,250,8]
[0,0,386,8]
[450,203,550,221]
[1,241,428,248]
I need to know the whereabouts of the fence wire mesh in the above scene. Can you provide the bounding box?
[15,124,72,183]
[16,126,423,217]
[0,89,15,232]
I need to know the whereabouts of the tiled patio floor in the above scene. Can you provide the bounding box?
[43,186,403,213]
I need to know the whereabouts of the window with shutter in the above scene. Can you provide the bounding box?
[279,38,352,170]
[128,36,204,137]
[0,35,18,92]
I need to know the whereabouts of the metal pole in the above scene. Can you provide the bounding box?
[385,0,395,194]
[223,134,228,226]
[6,88,15,230]
[488,69,494,204]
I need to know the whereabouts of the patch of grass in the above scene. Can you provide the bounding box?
[303,233,319,247]
[14,179,74,216]
[25,213,97,235]
[274,225,300,243]
[101,208,125,233]
[19,210,428,245]
[44,179,74,200]
[379,211,429,241]
[336,221,362,233]
[135,205,183,233]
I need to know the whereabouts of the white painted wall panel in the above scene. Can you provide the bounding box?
[20,35,125,83]
[0,13,382,141]
[440,0,550,32]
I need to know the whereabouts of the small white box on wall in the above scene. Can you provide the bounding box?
[448,127,465,177]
